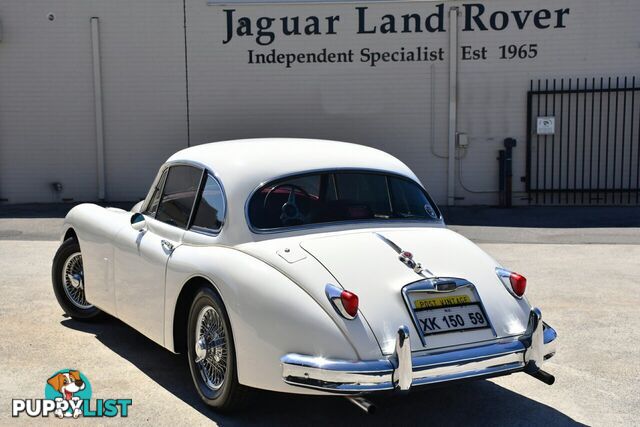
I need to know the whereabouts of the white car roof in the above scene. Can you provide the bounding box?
[166,138,423,242]
[167,138,420,192]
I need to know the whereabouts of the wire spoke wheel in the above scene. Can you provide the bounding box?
[61,252,92,310]
[194,305,228,391]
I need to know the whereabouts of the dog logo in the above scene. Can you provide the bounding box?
[44,369,92,418]
[47,370,86,400]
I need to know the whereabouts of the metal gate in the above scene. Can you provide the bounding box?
[526,77,640,205]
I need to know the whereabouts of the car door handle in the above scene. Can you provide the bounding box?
[161,240,174,252]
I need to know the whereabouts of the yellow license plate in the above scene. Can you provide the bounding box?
[414,294,472,310]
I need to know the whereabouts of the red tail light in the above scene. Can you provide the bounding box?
[496,268,527,298]
[509,273,527,297]
[340,290,359,318]
[325,284,359,319]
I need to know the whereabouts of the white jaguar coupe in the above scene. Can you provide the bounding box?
[52,139,557,413]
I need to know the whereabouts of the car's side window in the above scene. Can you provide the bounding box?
[155,165,203,229]
[143,168,168,217]
[191,174,225,233]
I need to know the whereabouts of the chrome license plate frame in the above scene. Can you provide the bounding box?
[402,277,496,346]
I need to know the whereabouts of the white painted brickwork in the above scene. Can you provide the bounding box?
[0,0,639,205]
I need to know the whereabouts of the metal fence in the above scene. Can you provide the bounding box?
[526,77,640,205]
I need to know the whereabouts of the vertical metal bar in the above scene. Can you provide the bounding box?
[90,17,106,201]
[581,78,587,204]
[620,77,628,204]
[505,138,514,208]
[612,77,620,203]
[499,150,506,206]
[526,82,533,198]
[574,78,579,204]
[558,79,564,205]
[551,79,557,204]
[636,76,640,204]
[566,78,572,204]
[446,7,459,206]
[597,78,604,204]
[183,0,191,147]
[536,80,542,203]
[629,77,636,204]
[543,79,549,203]
[589,77,596,205]
[604,77,612,204]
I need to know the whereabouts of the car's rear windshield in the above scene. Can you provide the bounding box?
[247,170,440,230]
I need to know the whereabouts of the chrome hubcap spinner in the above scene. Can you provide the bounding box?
[62,252,92,309]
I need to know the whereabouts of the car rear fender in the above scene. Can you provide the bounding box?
[165,244,379,394]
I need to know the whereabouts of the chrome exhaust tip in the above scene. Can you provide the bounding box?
[346,396,377,414]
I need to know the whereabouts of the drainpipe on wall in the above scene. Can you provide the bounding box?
[91,17,106,201]
[0,18,5,203]
[447,7,459,206]
[0,18,4,202]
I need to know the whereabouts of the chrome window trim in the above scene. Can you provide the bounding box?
[188,224,223,237]
[142,159,228,237]
[401,278,497,347]
[154,162,204,229]
[188,172,227,236]
[186,168,207,229]
[141,167,169,216]
[244,167,443,235]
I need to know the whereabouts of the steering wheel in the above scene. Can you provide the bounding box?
[263,184,311,226]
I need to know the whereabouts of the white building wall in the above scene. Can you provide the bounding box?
[0,2,97,203]
[0,0,639,205]
[455,0,640,203]
[0,0,187,204]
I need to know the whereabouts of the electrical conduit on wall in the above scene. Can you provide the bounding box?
[91,17,106,201]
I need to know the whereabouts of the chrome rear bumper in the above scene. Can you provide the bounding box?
[281,308,557,394]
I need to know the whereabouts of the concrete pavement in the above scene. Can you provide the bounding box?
[0,207,639,425]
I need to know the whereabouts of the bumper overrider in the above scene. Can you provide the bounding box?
[281,308,557,394]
